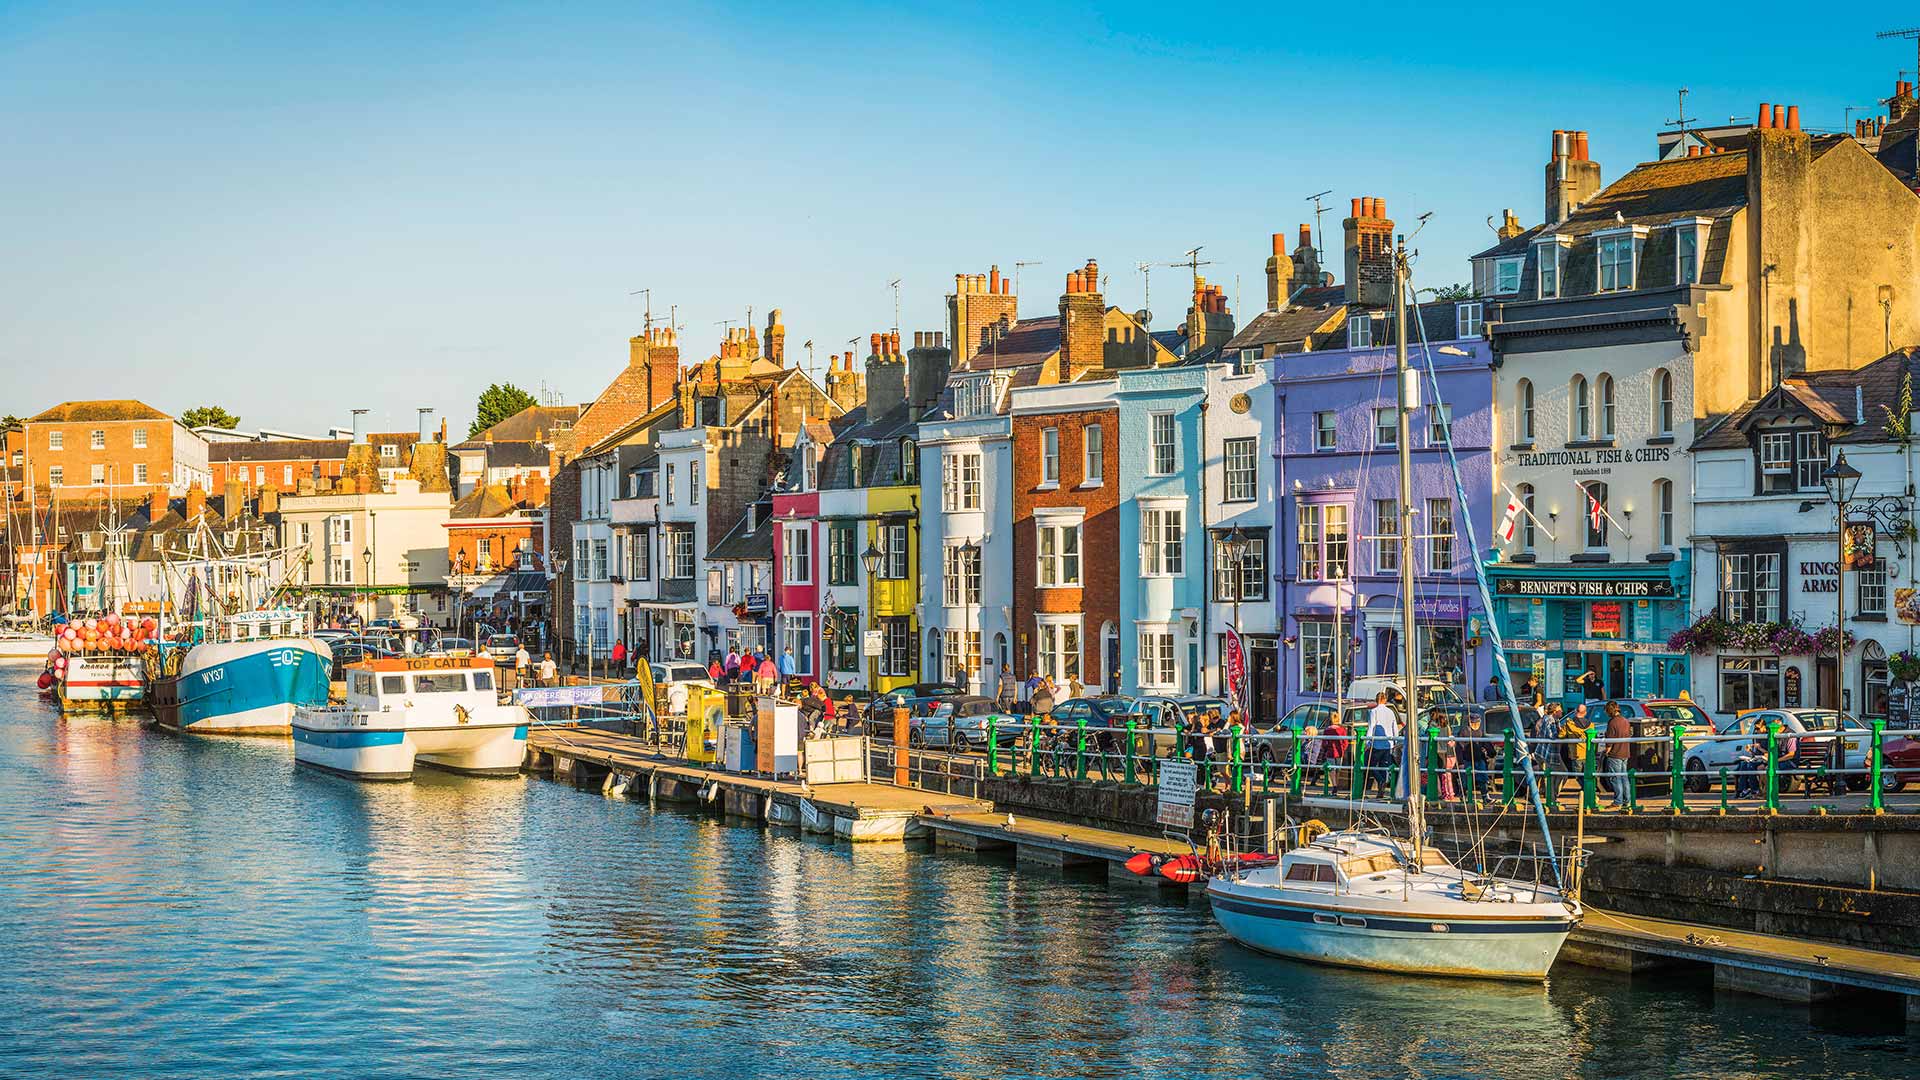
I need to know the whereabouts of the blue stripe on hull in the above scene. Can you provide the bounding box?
[1207,895,1574,935]
[178,644,331,730]
[291,728,407,749]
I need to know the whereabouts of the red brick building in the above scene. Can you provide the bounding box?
[1010,395,1121,693]
[18,400,210,496]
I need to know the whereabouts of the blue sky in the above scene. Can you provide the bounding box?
[1,2,1912,435]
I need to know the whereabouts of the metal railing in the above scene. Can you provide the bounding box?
[960,715,1919,815]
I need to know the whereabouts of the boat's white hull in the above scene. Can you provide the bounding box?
[0,634,56,658]
[292,714,529,781]
[58,657,146,708]
[1207,882,1575,981]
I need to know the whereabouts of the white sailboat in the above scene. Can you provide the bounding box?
[0,478,55,658]
[1207,230,1580,981]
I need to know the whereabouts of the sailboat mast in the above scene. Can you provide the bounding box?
[1394,234,1424,858]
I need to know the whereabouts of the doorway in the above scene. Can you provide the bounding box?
[1817,657,1837,709]
[1606,654,1628,698]
[1250,644,1280,726]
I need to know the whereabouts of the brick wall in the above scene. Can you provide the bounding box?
[948,268,1019,365]
[1343,197,1395,307]
[1011,406,1119,686]
[1058,260,1106,382]
[548,459,582,653]
[23,418,176,493]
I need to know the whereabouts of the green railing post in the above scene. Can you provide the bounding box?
[1288,735,1304,798]
[1351,731,1366,801]
[1502,728,1517,809]
[1229,724,1244,794]
[1075,717,1088,780]
[987,716,999,774]
[1324,738,1337,796]
[1425,724,1443,802]
[1719,766,1731,812]
[1582,728,1600,812]
[1669,724,1686,814]
[1764,720,1781,813]
[1030,722,1042,777]
[1868,719,1887,815]
[1174,718,1187,760]
[1124,719,1137,784]
[1543,742,1561,813]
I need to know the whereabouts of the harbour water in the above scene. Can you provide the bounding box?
[0,671,1908,1080]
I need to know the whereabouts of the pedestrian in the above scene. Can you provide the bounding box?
[707,655,724,683]
[1460,709,1496,801]
[755,653,778,696]
[725,647,741,683]
[537,652,558,688]
[1066,674,1084,700]
[1024,670,1045,703]
[778,646,797,685]
[1577,667,1603,700]
[514,643,530,687]
[610,639,627,672]
[1602,701,1632,808]
[1481,675,1502,702]
[996,667,1017,709]
[1436,716,1460,801]
[1561,703,1596,797]
[1031,674,1056,716]
[1367,691,1400,798]
[1322,711,1350,791]
[1733,737,1767,799]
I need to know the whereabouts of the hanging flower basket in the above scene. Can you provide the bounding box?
[1891,650,1920,683]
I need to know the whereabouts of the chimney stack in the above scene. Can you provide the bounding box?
[1265,232,1294,311]
[1290,224,1322,296]
[948,264,1019,366]
[185,483,206,521]
[1343,196,1395,307]
[866,329,907,418]
[1748,99,1815,400]
[223,479,243,515]
[417,407,435,442]
[1545,128,1603,225]
[259,482,278,516]
[633,327,681,408]
[906,329,951,415]
[148,488,167,521]
[350,409,368,445]
[1058,259,1107,381]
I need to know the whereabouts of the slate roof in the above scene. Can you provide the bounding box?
[1692,347,1920,450]
[210,439,349,463]
[483,441,550,469]
[708,506,775,561]
[29,400,170,423]
[818,404,918,491]
[962,315,1061,372]
[454,405,580,449]
[450,484,520,519]
[1222,285,1349,353]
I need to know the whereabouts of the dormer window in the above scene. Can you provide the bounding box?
[1594,226,1648,292]
[1672,217,1711,286]
[1757,428,1825,494]
[1493,257,1523,295]
[1534,235,1570,298]
[1347,314,1374,348]
[1455,302,1483,339]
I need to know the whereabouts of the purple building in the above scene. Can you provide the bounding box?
[1260,293,1496,713]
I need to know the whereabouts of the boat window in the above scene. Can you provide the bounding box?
[349,672,374,697]
[1341,853,1399,876]
[472,671,493,691]
[413,673,467,693]
[1284,863,1320,882]
[380,676,406,695]
[1315,865,1337,883]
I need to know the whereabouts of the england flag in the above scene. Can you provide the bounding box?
[1497,492,1523,545]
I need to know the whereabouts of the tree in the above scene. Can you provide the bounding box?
[180,405,241,430]
[1428,283,1475,301]
[469,383,539,439]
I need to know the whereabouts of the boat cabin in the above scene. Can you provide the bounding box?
[343,655,498,712]
[1280,834,1455,892]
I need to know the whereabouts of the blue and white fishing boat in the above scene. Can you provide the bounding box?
[292,656,528,780]
[150,609,332,735]
[1207,233,1579,981]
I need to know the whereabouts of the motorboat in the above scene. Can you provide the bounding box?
[148,610,331,735]
[1206,831,1578,980]
[292,655,528,781]
[0,622,56,659]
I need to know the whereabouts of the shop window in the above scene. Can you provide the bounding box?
[1718,656,1781,714]
[1718,546,1784,624]
[1298,621,1337,694]
[1864,642,1890,719]
[1858,558,1888,617]
[1418,626,1463,680]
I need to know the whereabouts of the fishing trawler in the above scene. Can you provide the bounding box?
[292,656,529,780]
[1206,232,1579,981]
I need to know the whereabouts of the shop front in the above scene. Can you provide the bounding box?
[1487,556,1692,706]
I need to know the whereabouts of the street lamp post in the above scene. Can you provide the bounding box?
[452,550,469,642]
[1823,451,1863,721]
[861,541,883,694]
[361,545,372,626]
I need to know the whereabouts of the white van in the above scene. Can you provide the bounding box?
[1345,676,1463,711]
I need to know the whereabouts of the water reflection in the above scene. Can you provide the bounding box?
[0,666,1908,1080]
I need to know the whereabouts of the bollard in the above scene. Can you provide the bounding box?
[987,716,999,774]
[1719,766,1731,813]
[1426,724,1443,802]
[1075,717,1088,780]
[1030,722,1042,778]
[1124,720,1138,784]
[1351,731,1366,801]
[893,706,911,786]
[1288,735,1304,799]
[1581,728,1599,811]
[1502,728,1517,809]
[1868,719,1887,814]
[1669,725,1687,814]
[1229,724,1244,794]
[1764,720,1781,814]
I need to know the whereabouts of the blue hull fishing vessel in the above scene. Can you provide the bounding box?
[151,617,332,735]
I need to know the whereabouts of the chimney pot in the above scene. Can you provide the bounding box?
[1758,101,1771,129]
[1575,132,1589,161]
[1772,104,1786,130]
[869,332,881,355]
[1350,197,1363,218]
[1786,104,1800,132]
[989,266,1001,292]
[1298,224,1312,250]
[1272,232,1285,256]
[889,330,900,355]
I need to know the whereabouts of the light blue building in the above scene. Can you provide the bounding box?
[1115,366,1209,697]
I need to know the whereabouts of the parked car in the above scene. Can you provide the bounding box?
[483,634,521,663]
[1252,700,1377,763]
[865,683,966,729]
[650,661,714,715]
[328,640,399,670]
[1346,676,1462,711]
[1681,707,1839,793]
[1133,695,1232,756]
[1040,696,1142,754]
[908,695,1016,751]
[429,636,477,657]
[1875,732,1920,792]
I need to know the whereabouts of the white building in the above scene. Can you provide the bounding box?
[280,478,453,622]
[918,367,1017,695]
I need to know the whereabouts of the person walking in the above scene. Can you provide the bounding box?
[755,652,778,696]
[514,643,530,688]
[1460,710,1497,801]
[1066,674,1084,701]
[1322,711,1350,791]
[777,646,797,686]
[1602,701,1632,809]
[996,667,1017,709]
[610,639,627,673]
[537,652,558,688]
[1367,691,1400,798]
[1561,703,1596,800]
[1030,674,1057,717]
[725,648,742,684]
[1481,675,1502,702]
